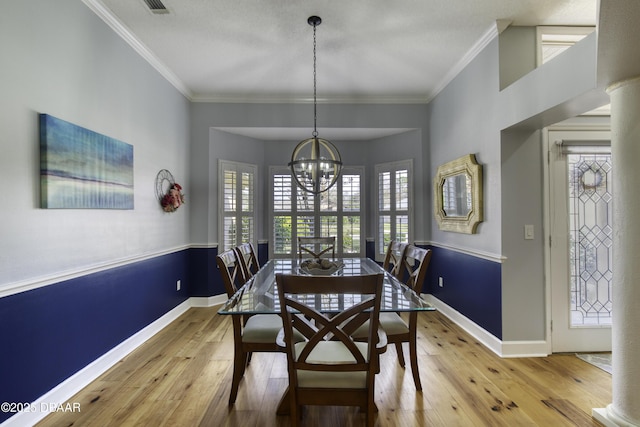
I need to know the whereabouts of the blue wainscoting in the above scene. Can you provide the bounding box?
[189,246,223,297]
[0,250,190,424]
[365,239,375,260]
[189,244,266,297]
[425,245,502,340]
[257,241,269,267]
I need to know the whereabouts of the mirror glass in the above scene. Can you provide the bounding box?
[443,173,472,217]
[433,154,483,234]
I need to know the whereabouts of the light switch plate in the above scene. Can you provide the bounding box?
[524,224,534,240]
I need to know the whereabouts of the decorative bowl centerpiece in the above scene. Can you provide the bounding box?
[299,258,343,276]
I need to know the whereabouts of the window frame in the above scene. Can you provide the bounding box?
[374,159,414,262]
[536,26,595,66]
[218,159,258,252]
[269,165,365,259]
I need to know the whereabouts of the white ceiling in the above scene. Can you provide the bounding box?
[92,0,597,104]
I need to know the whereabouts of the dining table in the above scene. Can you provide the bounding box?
[217,257,435,415]
[217,257,435,315]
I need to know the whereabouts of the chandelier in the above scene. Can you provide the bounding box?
[288,16,343,195]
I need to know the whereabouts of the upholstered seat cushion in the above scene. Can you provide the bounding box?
[294,341,369,388]
[242,314,285,343]
[379,312,409,335]
[243,314,305,344]
[351,312,409,339]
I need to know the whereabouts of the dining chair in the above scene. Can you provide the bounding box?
[382,244,432,390]
[276,272,384,427]
[297,236,336,259]
[383,240,407,278]
[216,248,286,406]
[234,242,260,283]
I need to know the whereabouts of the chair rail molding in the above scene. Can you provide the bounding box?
[427,241,506,264]
[0,244,192,299]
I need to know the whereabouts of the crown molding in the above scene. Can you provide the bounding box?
[83,1,501,105]
[190,93,431,104]
[427,20,504,103]
[82,0,193,99]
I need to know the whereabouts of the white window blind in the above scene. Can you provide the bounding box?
[269,166,364,258]
[219,160,257,251]
[375,160,413,260]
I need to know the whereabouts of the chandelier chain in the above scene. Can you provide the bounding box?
[288,16,342,195]
[312,20,318,138]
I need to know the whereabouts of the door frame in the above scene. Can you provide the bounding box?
[543,124,612,353]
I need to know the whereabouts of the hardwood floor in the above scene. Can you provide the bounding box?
[38,307,611,426]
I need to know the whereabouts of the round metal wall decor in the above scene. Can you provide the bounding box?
[155,169,185,212]
[155,169,175,202]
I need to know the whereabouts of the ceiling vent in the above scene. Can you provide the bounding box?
[143,0,169,14]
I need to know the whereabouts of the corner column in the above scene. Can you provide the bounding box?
[593,75,640,427]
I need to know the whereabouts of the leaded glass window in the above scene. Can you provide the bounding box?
[567,153,613,327]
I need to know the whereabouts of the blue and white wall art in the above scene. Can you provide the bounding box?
[40,114,134,209]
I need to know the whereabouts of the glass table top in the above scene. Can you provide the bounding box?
[218,258,435,315]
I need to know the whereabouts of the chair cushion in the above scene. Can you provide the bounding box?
[242,314,284,343]
[351,312,409,339]
[379,312,409,335]
[243,314,305,344]
[294,341,369,389]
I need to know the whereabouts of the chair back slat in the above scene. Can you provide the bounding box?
[234,242,259,283]
[216,249,244,298]
[383,240,407,279]
[276,273,383,373]
[398,245,432,293]
[297,236,336,259]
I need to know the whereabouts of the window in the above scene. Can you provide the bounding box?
[537,26,610,116]
[219,160,257,251]
[270,166,364,258]
[375,160,413,261]
[536,26,594,65]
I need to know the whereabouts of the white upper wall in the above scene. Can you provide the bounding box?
[428,38,503,258]
[0,0,190,292]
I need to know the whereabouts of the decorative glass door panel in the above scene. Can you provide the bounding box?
[567,153,613,327]
[548,129,611,352]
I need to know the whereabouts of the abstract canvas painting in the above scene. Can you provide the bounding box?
[40,114,134,209]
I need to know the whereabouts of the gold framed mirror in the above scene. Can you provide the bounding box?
[433,154,483,234]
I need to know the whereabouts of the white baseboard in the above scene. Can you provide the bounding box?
[423,294,549,358]
[2,294,233,427]
[1,300,192,427]
[592,405,638,427]
[500,339,550,358]
[190,294,227,308]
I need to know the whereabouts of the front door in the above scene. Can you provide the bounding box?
[547,129,612,353]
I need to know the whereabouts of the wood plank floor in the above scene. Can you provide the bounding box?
[38,307,611,426]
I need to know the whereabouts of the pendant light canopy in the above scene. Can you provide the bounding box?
[288,16,342,195]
